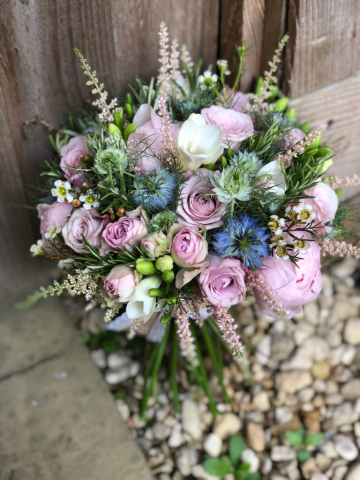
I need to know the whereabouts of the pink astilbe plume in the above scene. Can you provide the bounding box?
[245,35,288,115]
[173,303,192,339]
[180,44,194,73]
[246,271,286,315]
[157,92,177,162]
[157,22,170,86]
[317,239,360,258]
[179,337,199,367]
[276,130,321,168]
[214,306,243,358]
[170,38,181,80]
[324,175,360,190]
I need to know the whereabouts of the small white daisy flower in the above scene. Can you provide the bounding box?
[217,59,228,68]
[270,233,288,249]
[274,245,289,260]
[293,238,310,255]
[268,215,286,235]
[44,222,61,240]
[30,240,43,256]
[198,71,218,90]
[51,180,73,203]
[79,190,100,210]
[293,204,317,224]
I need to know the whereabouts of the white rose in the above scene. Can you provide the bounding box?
[175,114,224,170]
[256,160,286,196]
[126,274,162,322]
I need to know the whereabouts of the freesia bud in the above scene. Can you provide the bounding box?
[155,255,174,273]
[149,288,161,297]
[109,123,121,136]
[220,156,228,169]
[136,259,157,275]
[335,188,343,197]
[274,97,289,112]
[167,297,177,305]
[161,313,172,324]
[162,271,175,284]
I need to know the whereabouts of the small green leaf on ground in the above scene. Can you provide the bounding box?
[203,458,232,477]
[305,432,324,446]
[297,449,311,462]
[285,429,305,446]
[229,434,246,466]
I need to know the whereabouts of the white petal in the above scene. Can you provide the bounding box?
[203,71,211,77]
[187,114,206,126]
[177,119,197,147]
[64,182,71,190]
[142,296,155,316]
[83,203,91,210]
[57,197,65,203]
[126,301,144,319]
[54,180,62,187]
[135,275,162,301]
[51,189,57,196]
[212,74,218,82]
[79,195,85,201]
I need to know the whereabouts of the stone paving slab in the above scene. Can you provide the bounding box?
[0,289,153,480]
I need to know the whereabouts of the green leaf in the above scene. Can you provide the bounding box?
[246,473,261,480]
[284,429,305,446]
[203,458,231,477]
[113,392,125,400]
[297,449,311,462]
[305,432,324,446]
[229,435,246,466]
[123,123,136,142]
[101,337,121,354]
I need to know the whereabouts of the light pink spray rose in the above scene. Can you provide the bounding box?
[197,254,247,307]
[62,208,107,253]
[168,223,209,288]
[177,168,227,230]
[104,266,139,303]
[128,104,179,173]
[303,182,338,232]
[201,105,254,147]
[60,135,88,187]
[37,201,73,250]
[254,239,322,319]
[102,215,148,253]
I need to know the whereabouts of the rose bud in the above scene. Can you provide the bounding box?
[141,231,169,259]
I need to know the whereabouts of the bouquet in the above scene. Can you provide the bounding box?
[23,22,359,400]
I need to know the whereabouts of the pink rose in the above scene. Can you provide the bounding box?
[128,104,179,173]
[304,182,338,229]
[37,201,73,251]
[177,169,226,230]
[275,128,306,150]
[254,240,322,319]
[168,223,209,288]
[201,105,254,147]
[60,135,88,188]
[104,266,138,303]
[197,254,247,307]
[62,208,107,253]
[102,215,148,252]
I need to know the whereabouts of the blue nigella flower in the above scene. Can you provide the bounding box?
[130,167,178,212]
[212,214,270,268]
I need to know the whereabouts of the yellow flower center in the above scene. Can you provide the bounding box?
[272,235,283,244]
[301,210,311,220]
[288,211,298,222]
[58,186,67,196]
[276,246,287,257]
[295,240,306,249]
[86,195,95,204]
[269,219,280,230]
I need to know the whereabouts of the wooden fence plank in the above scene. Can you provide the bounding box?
[0,0,219,289]
[289,72,360,200]
[219,0,265,92]
[284,0,360,97]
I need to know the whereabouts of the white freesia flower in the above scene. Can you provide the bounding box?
[255,160,286,196]
[175,113,224,170]
[126,274,162,322]
[51,180,73,203]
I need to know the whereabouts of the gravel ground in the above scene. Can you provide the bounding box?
[64,257,360,480]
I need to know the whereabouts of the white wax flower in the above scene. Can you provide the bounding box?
[126,274,162,322]
[175,113,223,170]
[256,160,286,196]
